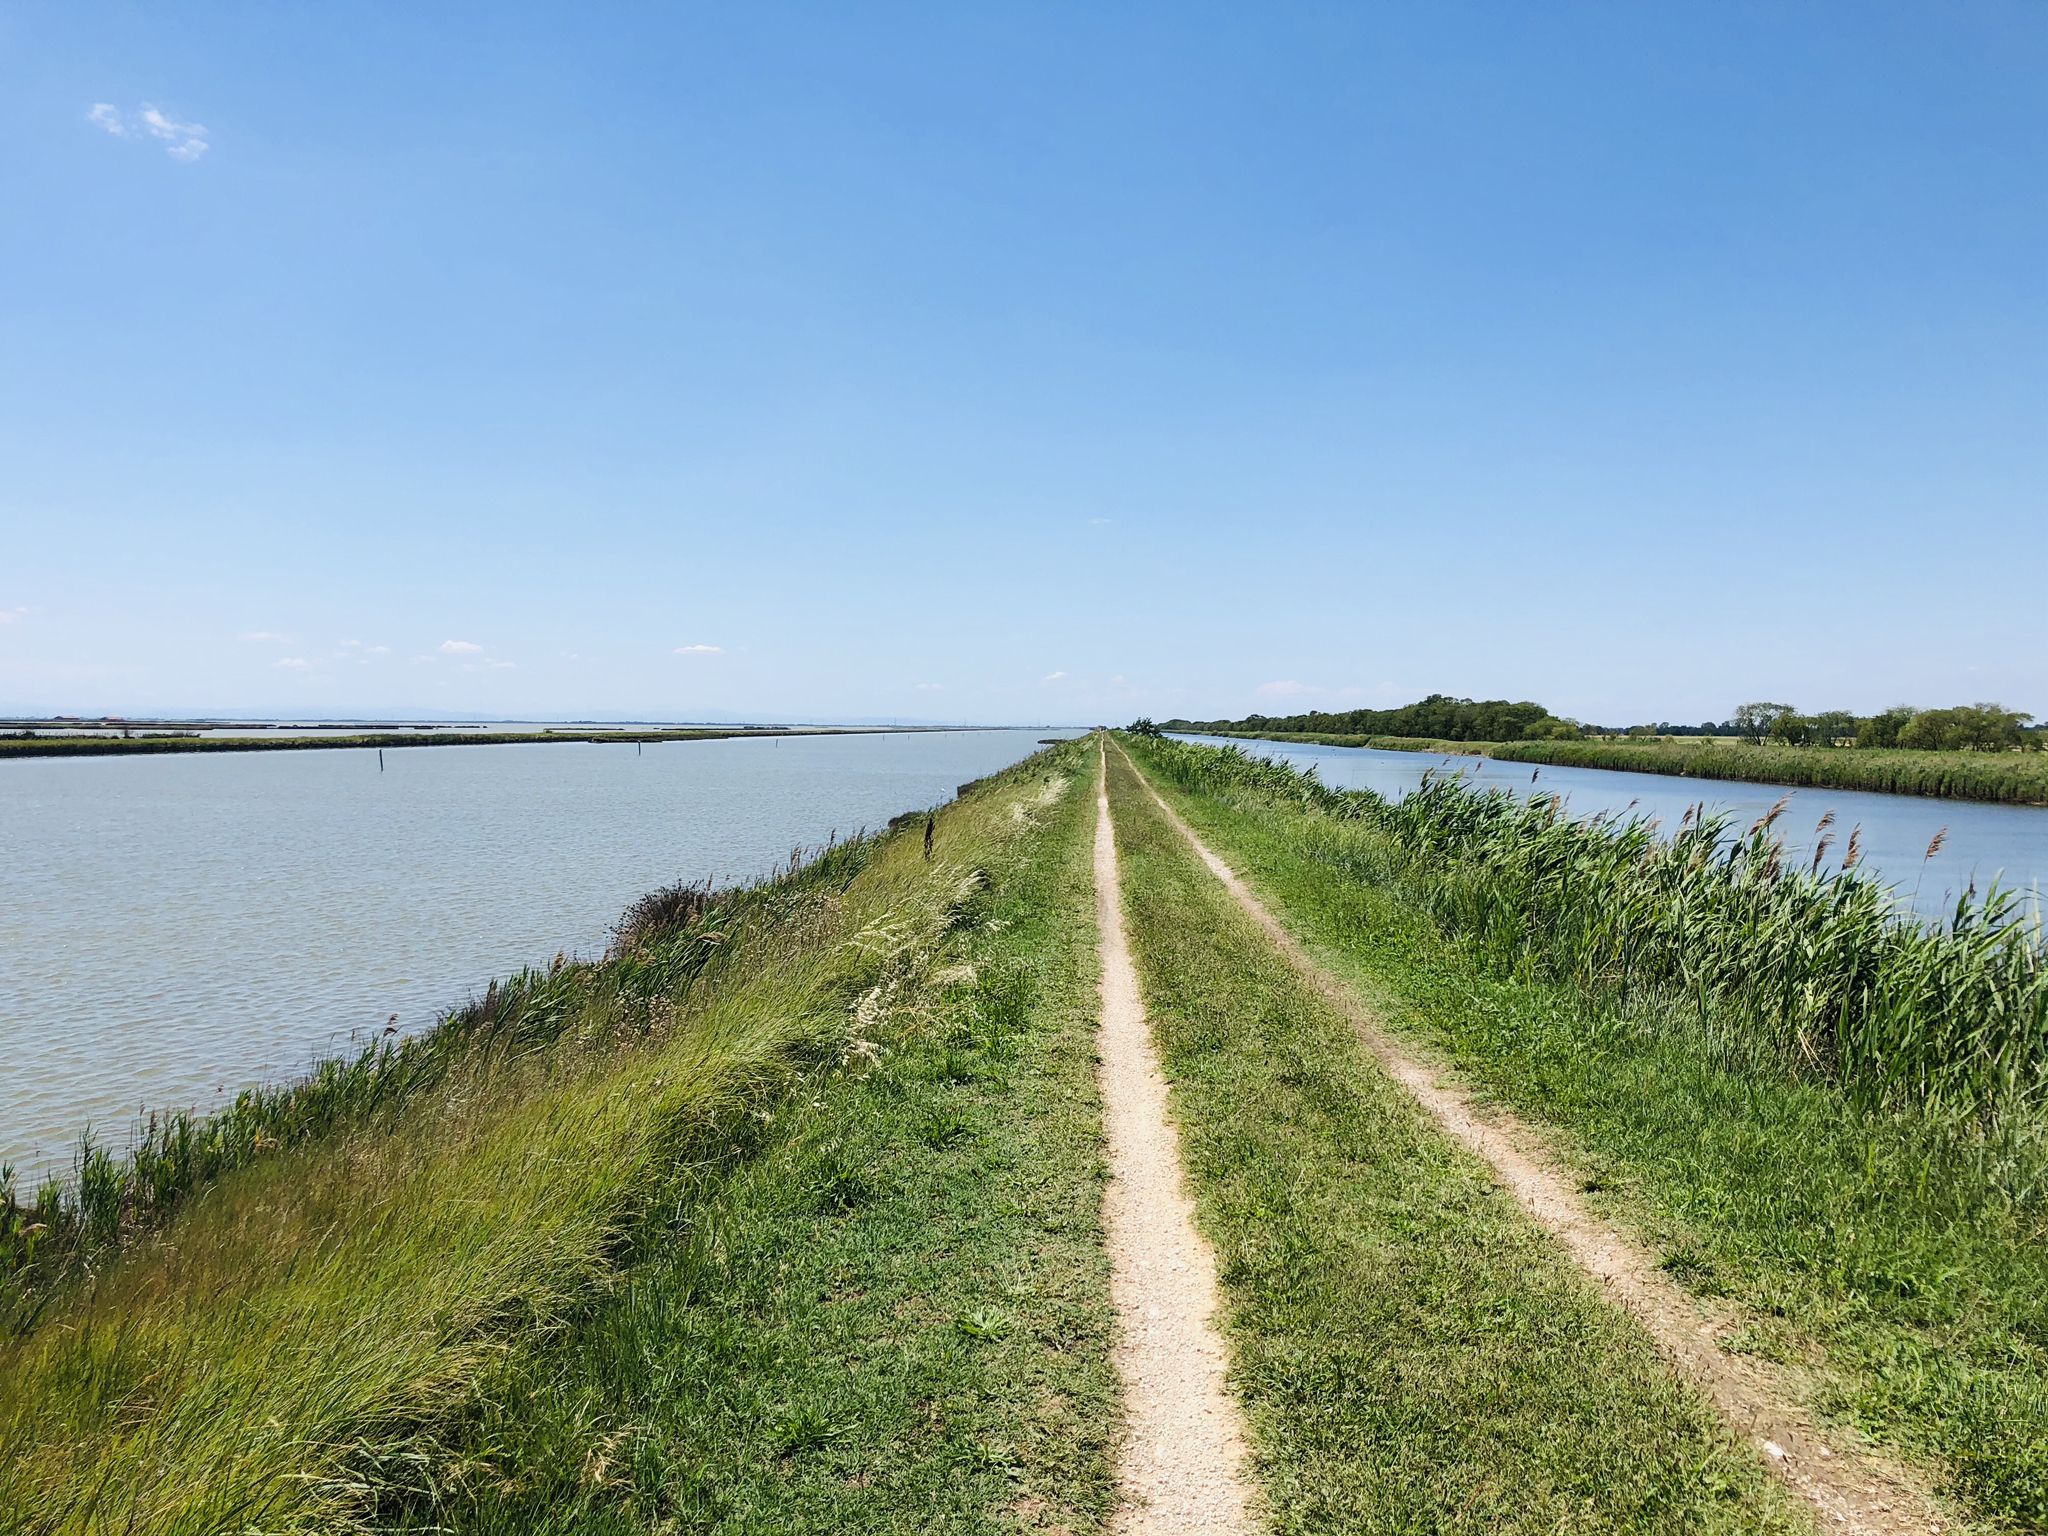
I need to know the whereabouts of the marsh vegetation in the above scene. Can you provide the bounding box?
[1122,732,2048,1526]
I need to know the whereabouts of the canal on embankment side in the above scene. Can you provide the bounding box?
[1173,733,2048,928]
[1,728,1084,1183]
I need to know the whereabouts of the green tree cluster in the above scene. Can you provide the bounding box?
[1733,700,2036,751]
[1169,693,1559,742]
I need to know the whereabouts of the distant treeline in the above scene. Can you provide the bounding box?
[1716,702,2040,751]
[1154,694,1570,742]
[1149,694,2042,753]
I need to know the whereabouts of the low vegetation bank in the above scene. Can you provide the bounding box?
[1129,737,2048,1124]
[0,726,908,760]
[1118,732,2048,1528]
[0,739,1116,1535]
[1194,728,2048,805]
[1103,745,1803,1533]
[1485,735,2048,805]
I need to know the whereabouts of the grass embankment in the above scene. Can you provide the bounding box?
[1122,733,2048,1529]
[1102,744,1804,1533]
[0,740,1118,1535]
[0,727,904,760]
[1203,730,2048,805]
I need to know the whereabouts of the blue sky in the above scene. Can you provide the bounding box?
[2,4,2042,725]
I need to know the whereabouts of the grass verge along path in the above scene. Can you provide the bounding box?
[1091,741,1253,1534]
[1102,739,1808,1534]
[1,741,1119,1535]
[1111,738,1945,1534]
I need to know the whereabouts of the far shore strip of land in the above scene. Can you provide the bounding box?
[0,724,983,760]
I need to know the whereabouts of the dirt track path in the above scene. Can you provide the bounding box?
[1111,738,1951,1536]
[1092,741,1255,1535]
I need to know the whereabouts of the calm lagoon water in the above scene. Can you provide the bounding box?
[0,728,1080,1182]
[1174,735,2048,926]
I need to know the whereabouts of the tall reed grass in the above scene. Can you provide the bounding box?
[1132,737,2048,1131]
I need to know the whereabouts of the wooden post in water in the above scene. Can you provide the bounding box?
[378,748,384,772]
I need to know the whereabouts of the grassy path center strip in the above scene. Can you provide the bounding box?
[1092,740,1254,1534]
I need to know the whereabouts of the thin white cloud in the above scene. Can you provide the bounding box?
[274,657,313,670]
[914,682,944,692]
[482,659,516,670]
[1089,517,1113,526]
[1042,670,1069,683]
[88,102,209,161]
[1256,679,1310,698]
[673,643,723,655]
[140,105,209,161]
[0,606,27,625]
[440,639,484,655]
[242,630,294,645]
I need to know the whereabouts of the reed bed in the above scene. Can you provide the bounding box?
[1133,737,2048,1132]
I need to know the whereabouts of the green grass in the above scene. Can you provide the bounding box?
[367,744,1119,1533]
[1119,732,2048,1530]
[1203,729,2048,805]
[3,887,746,1315]
[1102,743,1805,1534]
[0,740,1117,1535]
[1142,736,2048,1123]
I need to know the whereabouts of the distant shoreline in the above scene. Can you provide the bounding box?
[0,724,994,760]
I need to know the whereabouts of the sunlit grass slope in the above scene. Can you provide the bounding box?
[0,739,1114,1536]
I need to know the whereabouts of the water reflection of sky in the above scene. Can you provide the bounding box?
[2,728,1083,1183]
